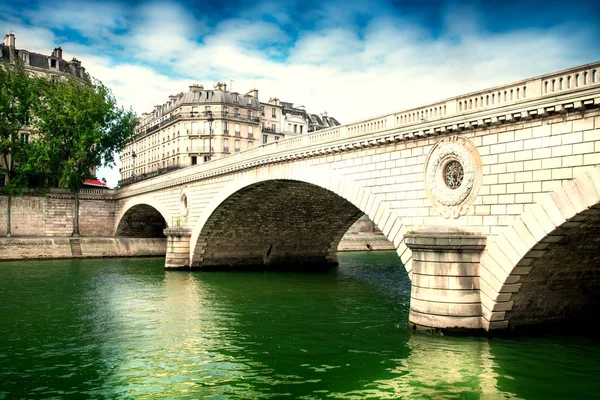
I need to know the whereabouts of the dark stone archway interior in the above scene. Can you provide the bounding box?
[116,205,167,237]
[507,205,600,328]
[194,180,365,269]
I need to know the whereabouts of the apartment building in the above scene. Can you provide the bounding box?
[120,83,262,181]
[120,83,341,185]
[1,33,93,185]
[1,33,87,83]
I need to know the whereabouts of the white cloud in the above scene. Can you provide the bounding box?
[3,0,600,188]
[24,0,127,39]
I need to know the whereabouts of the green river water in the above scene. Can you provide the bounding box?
[0,251,599,399]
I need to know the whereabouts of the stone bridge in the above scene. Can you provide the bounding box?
[114,62,600,333]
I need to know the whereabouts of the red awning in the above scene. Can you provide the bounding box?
[83,178,108,188]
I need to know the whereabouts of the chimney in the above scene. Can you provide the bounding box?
[247,89,259,99]
[189,84,203,92]
[3,33,15,48]
[53,47,63,59]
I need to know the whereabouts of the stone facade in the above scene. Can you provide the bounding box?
[112,61,600,332]
[120,84,342,186]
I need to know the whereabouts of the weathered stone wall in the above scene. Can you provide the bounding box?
[337,233,395,251]
[191,180,363,268]
[116,204,167,237]
[0,189,116,237]
[0,237,166,260]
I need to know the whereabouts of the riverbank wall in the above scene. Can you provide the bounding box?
[0,188,116,236]
[0,237,166,261]
[337,233,396,251]
[0,192,394,260]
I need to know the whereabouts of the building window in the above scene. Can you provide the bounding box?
[300,126,303,134]
[272,108,276,118]
[224,122,229,133]
[274,136,280,141]
[235,123,240,136]
[262,135,268,144]
[272,123,276,132]
[234,108,239,117]
[248,126,253,138]
[261,106,265,116]
[223,106,228,116]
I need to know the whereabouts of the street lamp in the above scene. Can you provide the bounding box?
[131,150,137,179]
[206,111,214,161]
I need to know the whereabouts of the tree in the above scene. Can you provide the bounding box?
[0,58,40,237]
[33,78,137,236]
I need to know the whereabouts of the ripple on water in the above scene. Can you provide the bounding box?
[0,254,599,399]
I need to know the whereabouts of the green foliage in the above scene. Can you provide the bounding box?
[33,78,137,193]
[0,58,40,195]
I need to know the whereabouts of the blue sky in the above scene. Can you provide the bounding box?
[1,0,599,187]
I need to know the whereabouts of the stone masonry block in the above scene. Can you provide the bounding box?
[573,173,600,208]
[527,203,558,234]
[573,142,595,155]
[493,234,521,266]
[550,187,578,221]
[542,157,562,169]
[562,179,590,212]
[562,131,583,145]
[552,145,573,157]
[482,245,513,276]
[573,117,594,132]
[551,121,572,135]
[520,211,546,242]
[583,152,600,165]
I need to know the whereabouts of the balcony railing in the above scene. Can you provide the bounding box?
[188,146,213,154]
[234,131,241,136]
[261,127,278,133]
[138,111,260,139]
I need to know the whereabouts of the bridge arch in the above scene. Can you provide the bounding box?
[188,163,413,273]
[479,167,600,330]
[115,196,172,237]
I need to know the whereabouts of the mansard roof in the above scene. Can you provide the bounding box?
[178,90,261,108]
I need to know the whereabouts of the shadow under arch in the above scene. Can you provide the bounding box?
[480,167,600,330]
[188,164,412,272]
[115,201,169,238]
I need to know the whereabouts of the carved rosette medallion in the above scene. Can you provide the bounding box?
[424,136,482,219]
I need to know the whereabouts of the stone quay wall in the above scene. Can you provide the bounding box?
[0,188,116,237]
[0,237,166,260]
